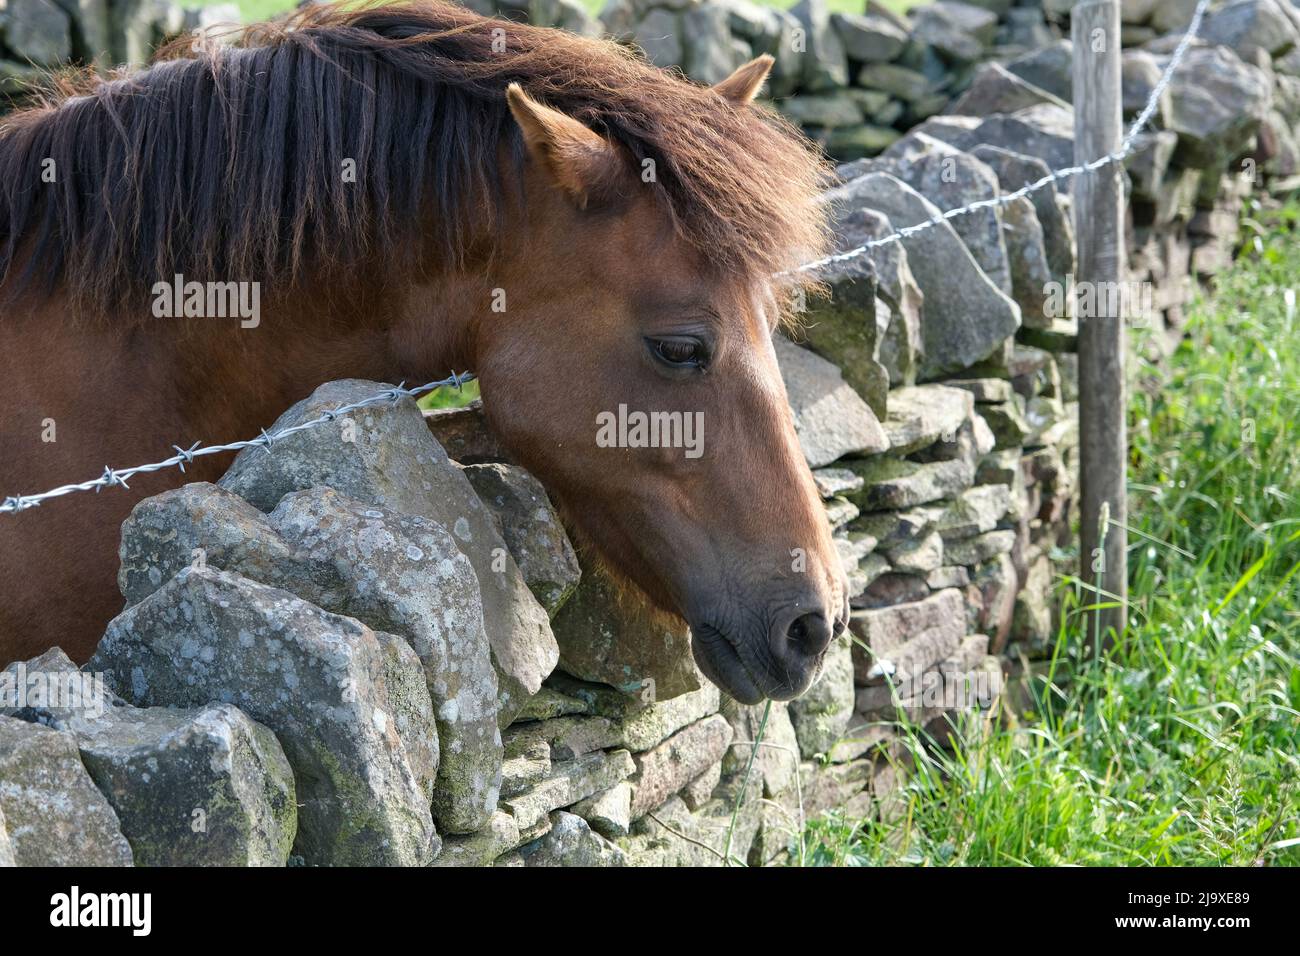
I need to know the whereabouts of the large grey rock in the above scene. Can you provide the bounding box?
[969,145,1076,283]
[794,257,889,415]
[550,557,701,702]
[216,380,556,725]
[775,336,890,464]
[856,62,936,102]
[870,136,1012,295]
[684,3,737,85]
[2,0,71,65]
[269,488,501,834]
[824,173,1020,380]
[5,649,296,866]
[778,91,864,128]
[618,683,721,753]
[116,481,501,835]
[90,567,440,866]
[970,106,1076,193]
[786,632,855,759]
[570,781,633,839]
[430,810,521,867]
[521,811,627,866]
[832,11,908,62]
[0,716,133,866]
[912,1,998,64]
[630,8,683,68]
[947,62,1070,116]
[824,204,924,387]
[1165,46,1272,168]
[791,0,850,91]
[463,463,580,617]
[1200,0,1300,62]
[1001,193,1055,328]
[1004,39,1073,102]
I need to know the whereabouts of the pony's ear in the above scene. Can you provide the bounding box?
[712,55,774,106]
[506,83,621,207]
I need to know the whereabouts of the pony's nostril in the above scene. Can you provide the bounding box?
[785,611,833,660]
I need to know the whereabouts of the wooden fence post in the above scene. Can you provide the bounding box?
[1072,0,1127,647]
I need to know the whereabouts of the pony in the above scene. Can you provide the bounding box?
[0,1,847,703]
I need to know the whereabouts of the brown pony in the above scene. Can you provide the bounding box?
[0,1,846,703]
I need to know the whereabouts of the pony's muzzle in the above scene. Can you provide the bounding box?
[768,604,838,691]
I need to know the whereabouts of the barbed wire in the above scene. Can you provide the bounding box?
[790,0,1211,275]
[0,0,1213,517]
[0,373,474,515]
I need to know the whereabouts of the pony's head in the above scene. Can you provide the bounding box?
[464,53,848,703]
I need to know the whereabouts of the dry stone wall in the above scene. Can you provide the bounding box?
[1,0,1295,866]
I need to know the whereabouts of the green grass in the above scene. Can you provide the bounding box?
[791,202,1300,867]
[228,0,914,25]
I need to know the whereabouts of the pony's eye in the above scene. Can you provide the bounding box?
[647,336,708,370]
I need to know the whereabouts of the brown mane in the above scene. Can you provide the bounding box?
[0,0,829,318]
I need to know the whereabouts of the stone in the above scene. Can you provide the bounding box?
[514,686,587,722]
[431,810,520,867]
[849,588,966,681]
[631,8,683,69]
[972,553,1018,650]
[832,11,908,62]
[945,529,1016,566]
[794,258,890,415]
[422,400,509,464]
[845,456,975,512]
[871,137,1012,295]
[786,633,855,759]
[268,488,501,834]
[216,379,556,726]
[1122,51,1171,124]
[883,531,945,575]
[824,173,1020,380]
[825,124,902,160]
[1011,552,1055,653]
[549,556,701,702]
[629,714,734,818]
[681,762,723,810]
[927,565,971,589]
[1000,194,1055,329]
[791,0,850,91]
[813,466,866,499]
[912,1,998,64]
[463,463,581,616]
[530,0,601,36]
[1165,46,1272,168]
[937,484,1012,539]
[778,92,864,128]
[947,62,1070,116]
[824,204,924,387]
[0,804,12,867]
[500,734,551,798]
[570,781,633,839]
[521,811,627,866]
[507,714,621,762]
[945,377,1015,404]
[501,748,636,831]
[980,399,1032,449]
[857,571,932,609]
[720,700,799,797]
[621,790,760,867]
[5,650,296,866]
[2,0,72,66]
[0,716,133,866]
[856,62,936,102]
[90,567,440,866]
[774,335,889,464]
[684,3,738,85]
[881,384,975,455]
[618,684,721,753]
[970,145,1076,282]
[1005,39,1073,102]
[1200,0,1300,62]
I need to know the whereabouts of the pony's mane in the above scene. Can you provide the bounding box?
[0,0,829,316]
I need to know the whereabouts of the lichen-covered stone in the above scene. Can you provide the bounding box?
[216,379,556,725]
[501,749,636,831]
[618,684,721,753]
[90,566,440,866]
[463,463,581,616]
[0,716,133,867]
[786,632,855,759]
[775,336,890,465]
[269,488,501,834]
[629,714,734,818]
[520,811,627,866]
[570,781,633,839]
